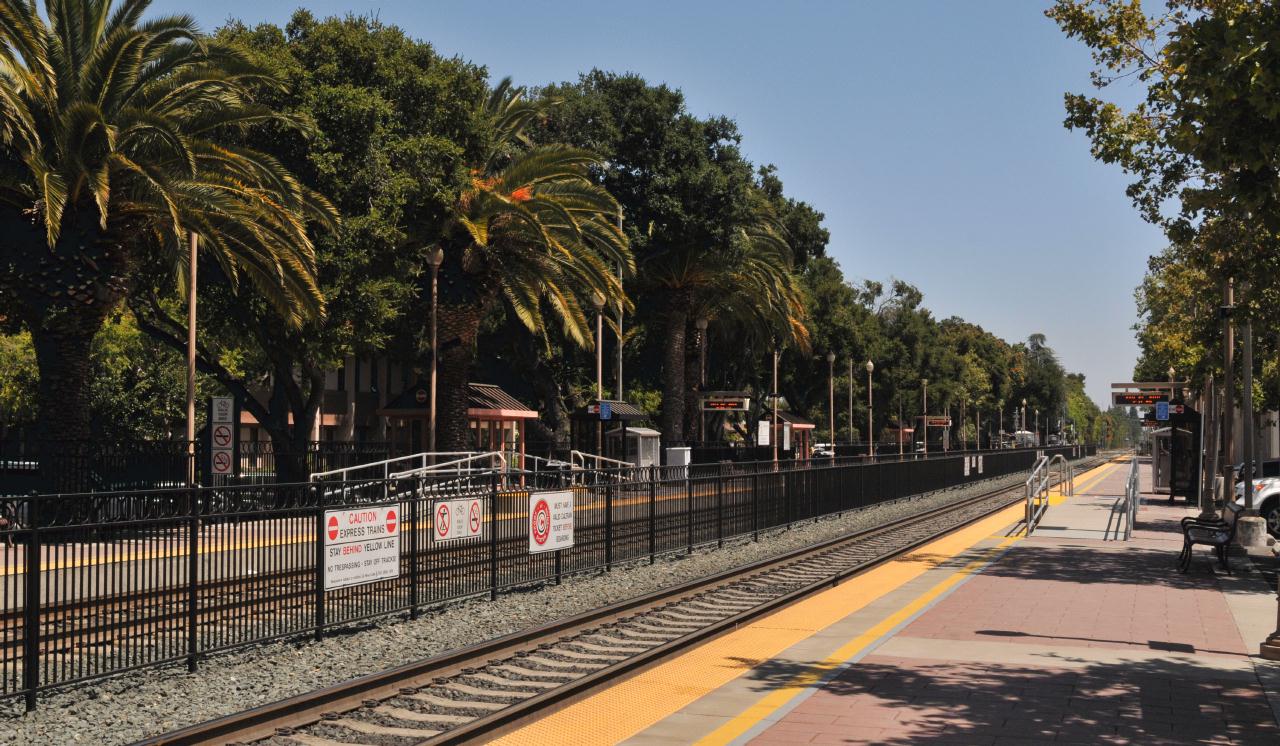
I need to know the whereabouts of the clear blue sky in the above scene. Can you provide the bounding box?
[154,0,1162,407]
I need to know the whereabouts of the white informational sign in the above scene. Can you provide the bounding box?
[323,504,401,591]
[432,497,485,543]
[210,396,235,475]
[529,490,574,553]
[963,457,971,477]
[757,420,771,447]
[783,422,792,451]
[977,455,984,474]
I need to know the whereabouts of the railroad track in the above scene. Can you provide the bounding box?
[138,459,1099,746]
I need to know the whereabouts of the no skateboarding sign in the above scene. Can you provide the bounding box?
[529,490,574,553]
[431,497,484,543]
[323,504,401,591]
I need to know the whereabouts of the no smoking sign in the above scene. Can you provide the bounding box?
[432,498,483,543]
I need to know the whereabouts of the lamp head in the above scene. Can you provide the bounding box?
[865,360,874,373]
[826,352,836,363]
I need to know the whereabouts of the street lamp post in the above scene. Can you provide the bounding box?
[185,232,198,487]
[1021,398,1027,439]
[772,345,780,464]
[696,316,709,443]
[865,360,874,462]
[922,379,929,457]
[847,359,854,452]
[1035,408,1039,446]
[427,247,444,457]
[827,352,836,460]
[593,292,605,457]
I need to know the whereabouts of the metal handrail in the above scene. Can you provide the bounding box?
[1025,454,1074,534]
[310,451,478,482]
[569,450,635,470]
[389,451,507,480]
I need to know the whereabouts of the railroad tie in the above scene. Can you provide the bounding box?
[407,692,506,710]
[442,682,538,699]
[469,672,561,689]
[331,718,441,739]
[373,704,473,725]
[283,733,375,746]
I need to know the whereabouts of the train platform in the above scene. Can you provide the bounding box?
[495,459,1280,745]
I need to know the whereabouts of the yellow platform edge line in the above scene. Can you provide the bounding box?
[696,536,1020,745]
[492,499,1029,746]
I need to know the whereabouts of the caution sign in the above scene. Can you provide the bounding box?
[323,504,401,591]
[431,497,485,543]
[529,490,574,554]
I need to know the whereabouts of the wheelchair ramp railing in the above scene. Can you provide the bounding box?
[1105,454,1140,540]
[1026,453,1074,535]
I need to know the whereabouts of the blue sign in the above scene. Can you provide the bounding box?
[599,401,612,420]
[1155,401,1169,421]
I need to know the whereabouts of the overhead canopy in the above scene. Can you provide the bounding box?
[378,381,537,420]
[772,411,815,430]
[572,400,647,422]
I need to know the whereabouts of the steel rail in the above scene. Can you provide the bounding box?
[135,459,1099,746]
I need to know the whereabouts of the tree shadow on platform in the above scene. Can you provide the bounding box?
[727,654,1279,744]
[977,542,1267,596]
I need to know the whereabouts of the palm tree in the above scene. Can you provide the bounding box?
[646,198,808,443]
[0,0,331,490]
[434,79,633,450]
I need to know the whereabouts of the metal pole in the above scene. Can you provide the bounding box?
[1222,279,1236,507]
[828,353,836,460]
[594,293,604,457]
[617,209,624,401]
[428,253,441,456]
[772,347,779,463]
[922,379,929,457]
[847,360,853,451]
[1244,317,1255,512]
[186,232,198,487]
[866,362,874,463]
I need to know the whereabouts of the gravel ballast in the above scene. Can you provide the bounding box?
[0,463,1089,745]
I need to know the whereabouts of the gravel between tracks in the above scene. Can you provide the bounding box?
[0,463,1086,745]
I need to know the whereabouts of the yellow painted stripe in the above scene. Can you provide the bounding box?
[492,499,1028,746]
[696,536,1020,745]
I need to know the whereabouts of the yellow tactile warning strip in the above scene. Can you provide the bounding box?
[493,459,1120,746]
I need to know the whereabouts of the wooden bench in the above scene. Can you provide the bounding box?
[1178,502,1243,574]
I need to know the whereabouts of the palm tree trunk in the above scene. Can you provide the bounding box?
[436,301,487,452]
[29,309,107,494]
[661,294,692,444]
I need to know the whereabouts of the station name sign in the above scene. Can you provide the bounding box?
[1112,392,1168,406]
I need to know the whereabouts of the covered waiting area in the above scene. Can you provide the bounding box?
[378,382,538,464]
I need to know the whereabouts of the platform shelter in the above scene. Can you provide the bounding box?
[377,381,537,463]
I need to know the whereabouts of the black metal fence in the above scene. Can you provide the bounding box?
[0,438,391,495]
[0,444,1096,708]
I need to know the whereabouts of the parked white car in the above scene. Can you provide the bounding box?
[1233,477,1280,537]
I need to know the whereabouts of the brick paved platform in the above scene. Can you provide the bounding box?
[745,460,1280,745]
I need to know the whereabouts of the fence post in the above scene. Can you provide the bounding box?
[408,477,420,620]
[186,486,199,673]
[605,481,614,571]
[313,483,325,641]
[716,469,724,549]
[686,469,694,554]
[752,471,760,542]
[489,476,499,601]
[648,465,657,564]
[23,494,40,712]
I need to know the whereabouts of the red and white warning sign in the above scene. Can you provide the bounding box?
[528,490,574,554]
[322,504,401,591]
[431,497,484,543]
